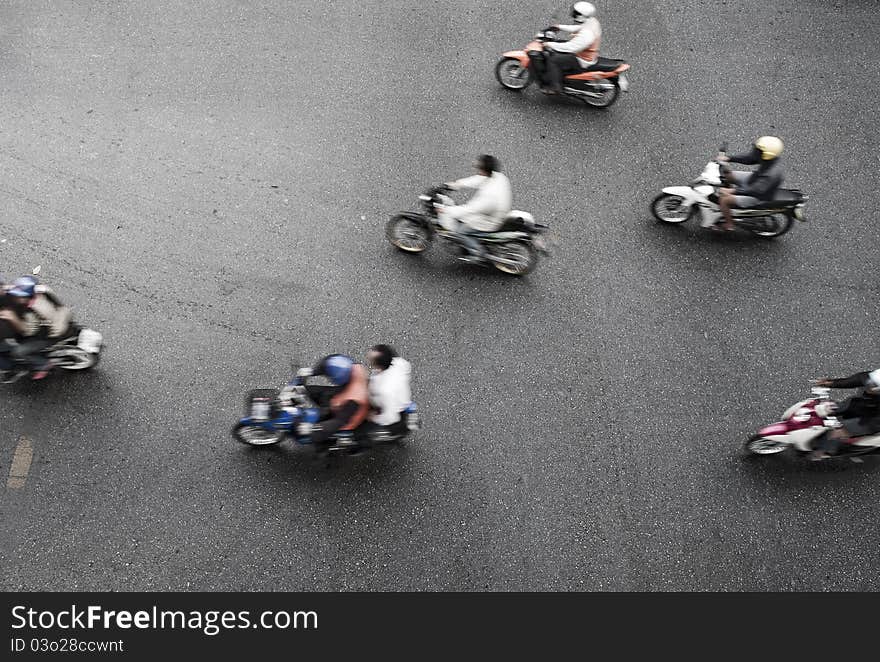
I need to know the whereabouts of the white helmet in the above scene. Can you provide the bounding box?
[866,369,880,395]
[754,135,784,160]
[571,2,596,23]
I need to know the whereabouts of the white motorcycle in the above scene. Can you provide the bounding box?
[651,144,807,238]
[1,324,103,384]
[745,385,880,459]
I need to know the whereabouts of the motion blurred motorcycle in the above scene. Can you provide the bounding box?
[1,323,103,383]
[495,27,630,108]
[651,143,808,238]
[232,367,422,452]
[385,185,552,276]
[745,385,880,458]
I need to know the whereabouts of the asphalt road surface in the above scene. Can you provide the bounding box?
[1,1,879,591]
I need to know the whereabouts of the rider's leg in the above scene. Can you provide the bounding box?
[0,346,14,371]
[310,400,359,448]
[440,210,487,260]
[717,172,757,231]
[12,339,52,374]
[529,52,550,90]
[437,209,458,233]
[546,53,581,93]
[457,225,487,260]
[811,425,852,460]
[717,190,737,231]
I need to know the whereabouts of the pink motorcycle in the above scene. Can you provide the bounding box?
[746,385,880,459]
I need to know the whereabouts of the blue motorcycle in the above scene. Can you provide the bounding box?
[232,372,422,451]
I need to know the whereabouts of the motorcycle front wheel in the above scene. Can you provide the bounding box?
[488,241,537,276]
[495,58,531,90]
[386,214,432,253]
[232,423,285,447]
[651,194,694,224]
[744,435,789,455]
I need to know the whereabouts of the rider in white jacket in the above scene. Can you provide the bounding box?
[437,154,512,262]
[543,2,602,94]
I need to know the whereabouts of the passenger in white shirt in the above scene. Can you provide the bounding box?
[366,344,412,434]
[436,154,512,263]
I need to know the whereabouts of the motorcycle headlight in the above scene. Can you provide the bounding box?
[791,407,812,423]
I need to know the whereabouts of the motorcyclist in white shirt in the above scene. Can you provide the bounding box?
[436,154,512,263]
[542,2,602,95]
[358,344,412,445]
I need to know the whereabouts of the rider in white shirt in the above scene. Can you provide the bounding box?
[543,2,602,94]
[436,154,512,262]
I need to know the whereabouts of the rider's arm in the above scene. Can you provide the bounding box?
[826,372,872,390]
[447,175,486,191]
[546,25,596,52]
[727,151,760,165]
[38,287,64,308]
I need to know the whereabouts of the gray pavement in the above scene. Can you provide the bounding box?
[1,0,879,591]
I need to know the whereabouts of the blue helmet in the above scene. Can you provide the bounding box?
[323,354,354,387]
[8,276,37,298]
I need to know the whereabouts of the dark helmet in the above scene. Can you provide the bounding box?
[322,354,354,387]
[8,275,37,298]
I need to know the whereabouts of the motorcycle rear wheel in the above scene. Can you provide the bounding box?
[488,241,537,276]
[52,347,99,370]
[232,422,284,447]
[386,214,431,253]
[495,58,531,90]
[581,80,620,108]
[745,213,793,239]
[745,435,789,455]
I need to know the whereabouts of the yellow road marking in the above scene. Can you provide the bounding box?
[7,435,34,490]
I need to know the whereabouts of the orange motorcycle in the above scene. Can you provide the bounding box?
[495,28,630,108]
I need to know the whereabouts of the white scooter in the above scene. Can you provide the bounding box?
[651,144,807,239]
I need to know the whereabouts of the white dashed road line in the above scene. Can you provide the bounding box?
[7,435,34,490]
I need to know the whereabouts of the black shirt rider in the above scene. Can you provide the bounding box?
[825,372,880,433]
[726,147,784,200]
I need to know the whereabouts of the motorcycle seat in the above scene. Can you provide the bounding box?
[470,213,536,236]
[580,57,626,73]
[751,188,804,208]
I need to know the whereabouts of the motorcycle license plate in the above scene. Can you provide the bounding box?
[618,74,629,92]
[77,329,102,353]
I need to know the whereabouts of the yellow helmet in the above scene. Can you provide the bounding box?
[755,136,784,160]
